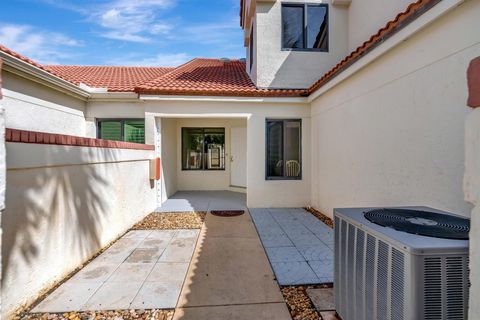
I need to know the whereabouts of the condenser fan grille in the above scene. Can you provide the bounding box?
[364,209,470,240]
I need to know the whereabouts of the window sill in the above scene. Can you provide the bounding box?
[281,48,329,52]
[266,177,302,181]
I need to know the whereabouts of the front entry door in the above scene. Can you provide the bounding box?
[230,127,247,188]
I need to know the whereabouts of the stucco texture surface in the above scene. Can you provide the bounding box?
[2,143,155,318]
[310,0,480,218]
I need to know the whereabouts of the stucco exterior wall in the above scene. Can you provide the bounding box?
[347,0,413,51]
[0,58,4,318]
[1,71,87,136]
[2,143,156,318]
[310,0,479,218]
[255,0,349,89]
[160,118,178,201]
[143,100,311,208]
[465,107,480,319]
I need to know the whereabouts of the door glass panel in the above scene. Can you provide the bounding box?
[182,128,204,170]
[307,5,328,50]
[282,5,304,49]
[285,120,301,177]
[266,120,284,177]
[204,128,225,170]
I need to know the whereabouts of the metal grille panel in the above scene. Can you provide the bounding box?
[391,248,405,320]
[424,257,442,319]
[347,224,356,319]
[377,241,389,320]
[365,234,376,320]
[355,229,365,320]
[446,257,466,320]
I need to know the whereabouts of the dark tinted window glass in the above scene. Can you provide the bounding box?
[182,128,204,170]
[99,121,122,141]
[282,5,304,49]
[266,120,284,177]
[307,5,328,50]
[124,120,145,143]
[249,27,254,71]
[266,120,302,179]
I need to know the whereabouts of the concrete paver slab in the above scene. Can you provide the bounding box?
[259,233,294,247]
[82,281,144,311]
[176,229,200,238]
[147,230,177,239]
[69,262,121,283]
[158,238,196,263]
[271,261,320,285]
[307,287,335,311]
[308,260,334,282]
[108,263,155,282]
[252,208,334,286]
[126,248,164,263]
[131,281,183,309]
[265,246,305,263]
[138,238,171,249]
[146,262,190,282]
[173,303,291,320]
[32,282,103,313]
[123,230,152,239]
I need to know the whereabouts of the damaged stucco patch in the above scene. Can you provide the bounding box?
[467,56,480,108]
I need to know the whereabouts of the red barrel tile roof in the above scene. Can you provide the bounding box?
[135,58,307,97]
[45,65,174,92]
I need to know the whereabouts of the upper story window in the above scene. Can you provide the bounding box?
[249,26,254,72]
[281,3,328,51]
[266,119,302,180]
[97,119,145,144]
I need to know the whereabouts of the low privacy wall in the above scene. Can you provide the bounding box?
[2,129,156,318]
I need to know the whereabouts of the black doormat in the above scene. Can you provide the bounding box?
[210,210,245,217]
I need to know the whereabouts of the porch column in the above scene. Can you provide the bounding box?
[465,57,480,319]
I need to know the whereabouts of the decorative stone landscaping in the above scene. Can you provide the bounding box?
[132,212,207,230]
[16,310,174,320]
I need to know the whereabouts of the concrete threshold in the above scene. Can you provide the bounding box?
[173,211,291,320]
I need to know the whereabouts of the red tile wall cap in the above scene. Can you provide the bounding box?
[44,65,175,92]
[6,128,155,151]
[467,56,480,108]
[135,58,308,97]
[308,0,441,94]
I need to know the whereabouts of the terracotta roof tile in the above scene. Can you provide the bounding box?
[44,65,174,92]
[308,0,440,94]
[135,58,307,97]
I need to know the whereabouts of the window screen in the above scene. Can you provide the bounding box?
[97,119,145,144]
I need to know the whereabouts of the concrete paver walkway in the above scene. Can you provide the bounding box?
[173,211,291,320]
[251,208,334,285]
[33,229,199,312]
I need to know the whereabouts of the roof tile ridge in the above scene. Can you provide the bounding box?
[134,58,200,91]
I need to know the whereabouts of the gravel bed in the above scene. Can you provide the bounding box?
[15,310,174,320]
[132,212,207,229]
[304,207,334,228]
[282,284,333,320]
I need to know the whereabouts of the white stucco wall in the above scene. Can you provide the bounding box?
[465,107,480,319]
[310,0,479,218]
[347,0,414,51]
[2,143,156,318]
[142,99,311,208]
[1,71,87,136]
[255,0,349,89]
[160,117,178,200]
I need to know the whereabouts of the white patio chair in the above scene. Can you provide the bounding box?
[286,160,300,177]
